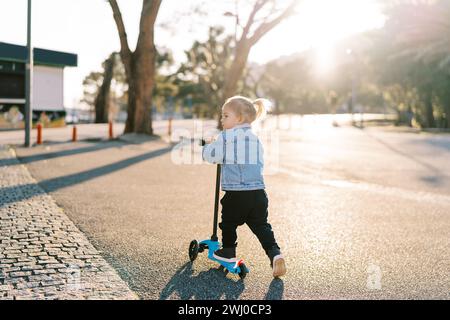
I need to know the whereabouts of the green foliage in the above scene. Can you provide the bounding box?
[83,49,176,114]
[254,0,450,128]
[375,0,450,128]
[87,0,449,128]
[173,26,255,118]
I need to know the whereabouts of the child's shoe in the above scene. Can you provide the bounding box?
[213,247,237,263]
[268,247,286,278]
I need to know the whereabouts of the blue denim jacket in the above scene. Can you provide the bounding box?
[202,124,265,191]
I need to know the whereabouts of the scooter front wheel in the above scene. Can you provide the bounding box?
[238,263,248,280]
[189,240,199,262]
[198,243,208,253]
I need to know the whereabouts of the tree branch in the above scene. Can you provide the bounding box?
[137,0,162,51]
[248,0,299,45]
[241,0,270,40]
[108,0,132,60]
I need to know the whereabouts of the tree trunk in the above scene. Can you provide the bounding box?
[445,104,450,129]
[222,43,251,101]
[217,43,251,129]
[123,50,155,135]
[423,89,435,128]
[94,54,115,123]
[134,47,155,134]
[215,0,298,129]
[124,71,136,133]
[109,0,160,135]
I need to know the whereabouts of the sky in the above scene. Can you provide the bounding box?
[0,0,386,109]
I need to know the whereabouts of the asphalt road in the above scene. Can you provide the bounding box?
[6,117,450,299]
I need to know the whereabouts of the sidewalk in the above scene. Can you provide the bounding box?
[0,145,137,300]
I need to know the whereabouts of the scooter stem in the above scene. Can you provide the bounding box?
[211,164,221,241]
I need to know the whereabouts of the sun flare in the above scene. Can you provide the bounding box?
[302,0,385,74]
[254,0,385,69]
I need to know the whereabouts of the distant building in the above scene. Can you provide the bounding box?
[0,42,77,128]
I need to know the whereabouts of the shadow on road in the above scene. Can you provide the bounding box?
[363,130,447,187]
[159,262,245,300]
[264,279,284,300]
[0,135,163,167]
[0,145,173,206]
[1,140,123,167]
[15,140,124,165]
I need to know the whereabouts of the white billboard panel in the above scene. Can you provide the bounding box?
[33,65,64,111]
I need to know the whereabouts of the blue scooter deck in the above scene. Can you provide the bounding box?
[199,239,248,275]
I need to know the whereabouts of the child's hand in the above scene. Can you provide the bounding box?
[200,136,216,146]
[206,136,217,143]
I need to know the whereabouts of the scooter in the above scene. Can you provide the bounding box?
[188,163,249,279]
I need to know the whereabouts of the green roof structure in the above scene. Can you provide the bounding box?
[0,42,77,67]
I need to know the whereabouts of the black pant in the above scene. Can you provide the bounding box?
[219,189,280,255]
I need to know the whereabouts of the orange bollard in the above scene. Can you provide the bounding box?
[109,121,113,140]
[72,126,77,142]
[36,123,42,145]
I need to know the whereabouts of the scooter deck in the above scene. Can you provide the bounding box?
[199,239,248,274]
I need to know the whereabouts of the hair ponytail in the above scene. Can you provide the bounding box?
[253,98,269,120]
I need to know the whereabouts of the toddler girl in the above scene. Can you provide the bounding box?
[202,96,286,278]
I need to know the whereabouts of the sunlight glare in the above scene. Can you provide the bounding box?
[301,0,384,75]
[315,43,334,75]
[299,0,385,47]
[251,0,385,65]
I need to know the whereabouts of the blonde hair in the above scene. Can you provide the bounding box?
[223,96,269,123]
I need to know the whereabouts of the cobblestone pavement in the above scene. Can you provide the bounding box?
[0,145,137,300]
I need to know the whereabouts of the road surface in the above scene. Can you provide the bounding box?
[3,115,449,299]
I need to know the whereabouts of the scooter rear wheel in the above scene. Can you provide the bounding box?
[189,240,199,262]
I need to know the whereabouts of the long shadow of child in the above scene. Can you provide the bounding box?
[160,262,245,300]
[264,279,284,300]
